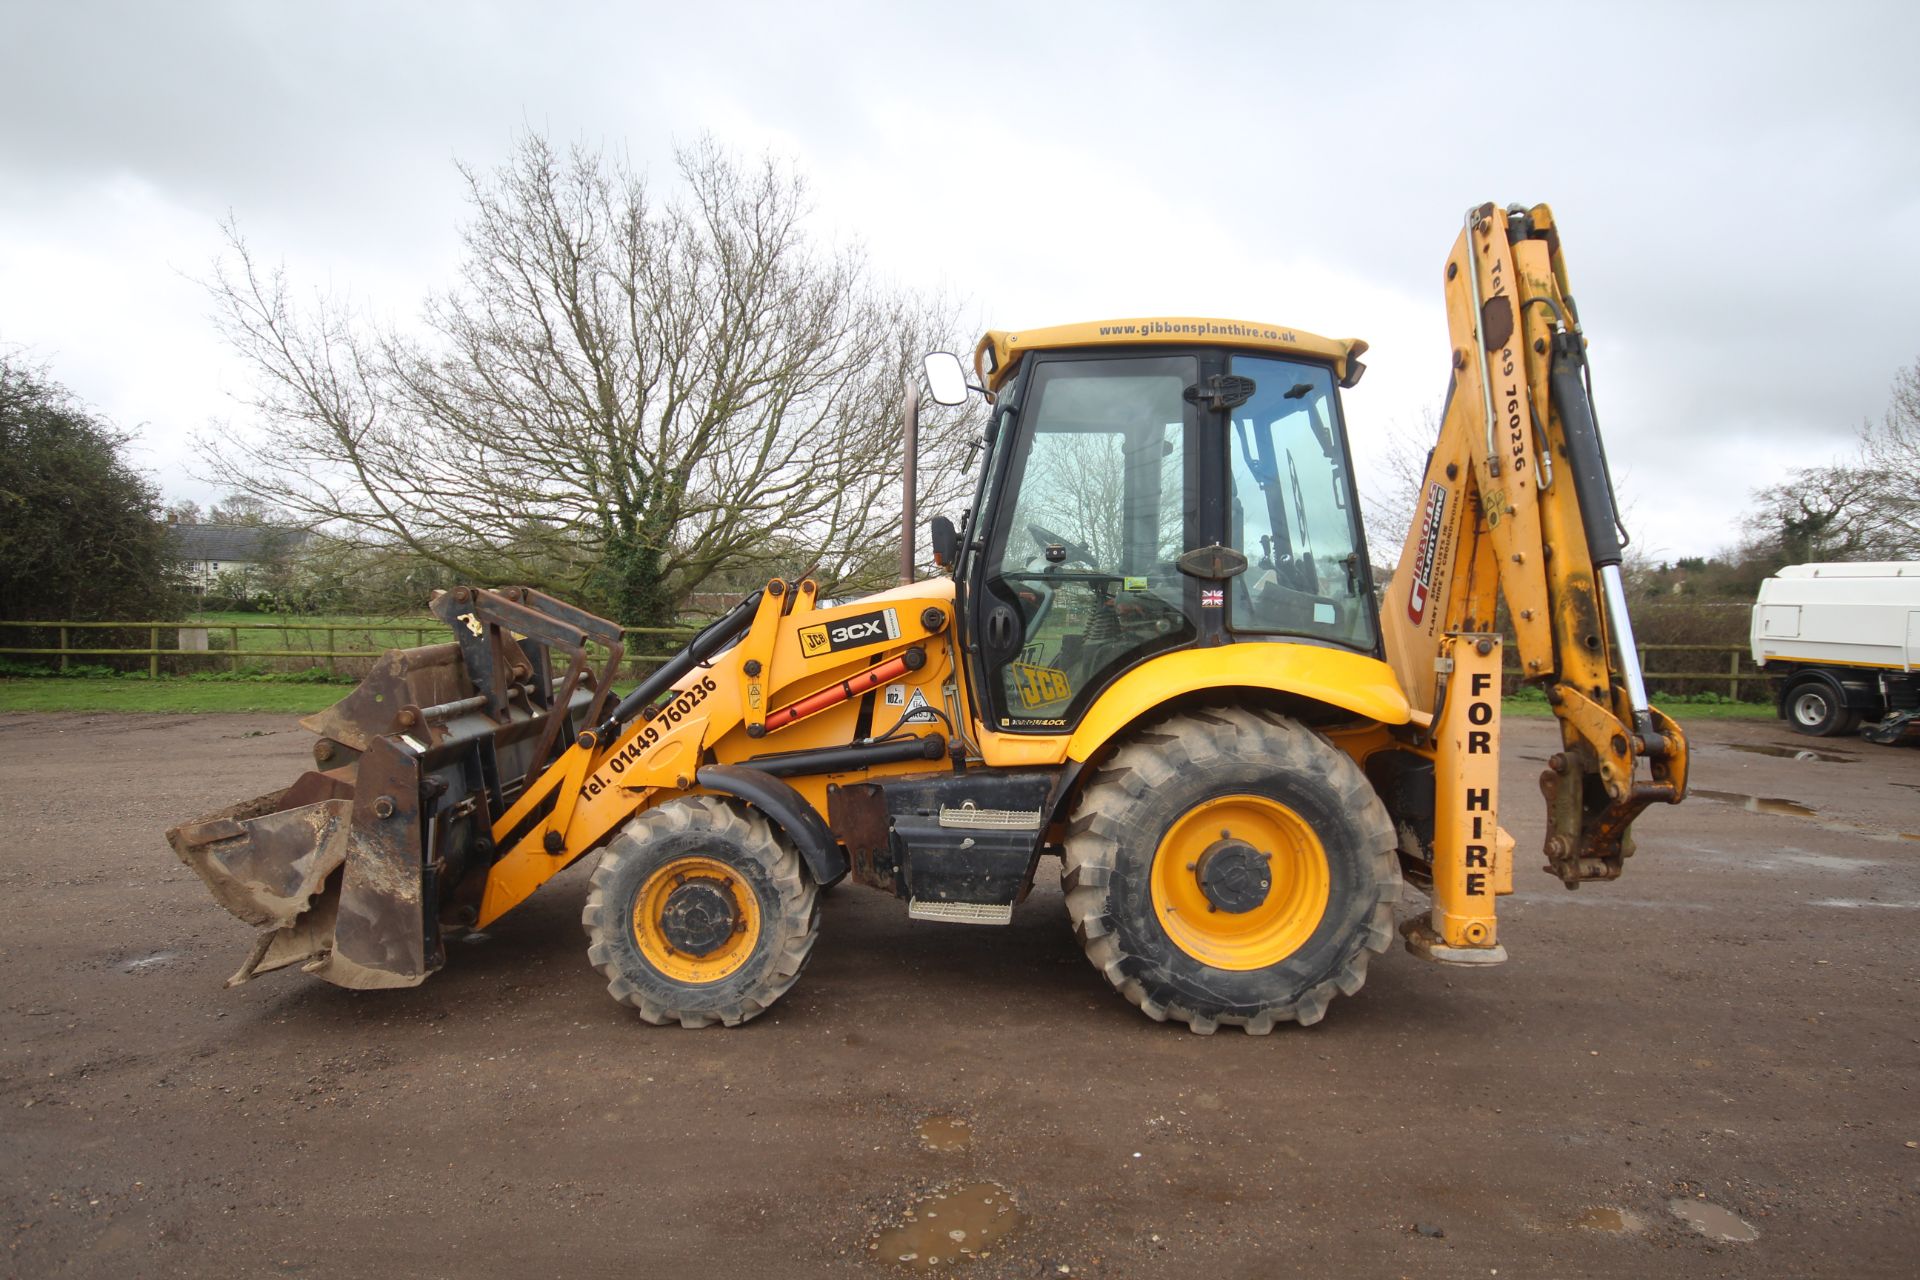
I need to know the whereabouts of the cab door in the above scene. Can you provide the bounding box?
[970,353,1200,730]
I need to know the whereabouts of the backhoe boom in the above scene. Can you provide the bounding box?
[1380,202,1689,896]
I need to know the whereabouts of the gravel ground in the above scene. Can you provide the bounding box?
[2,710,1916,1278]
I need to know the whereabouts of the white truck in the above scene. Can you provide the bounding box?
[1751,561,1920,743]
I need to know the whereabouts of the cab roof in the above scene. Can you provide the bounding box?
[972,317,1366,392]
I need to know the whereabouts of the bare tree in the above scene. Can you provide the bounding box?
[1857,356,1920,556]
[205,135,973,627]
[1742,356,1920,565]
[1358,405,1438,564]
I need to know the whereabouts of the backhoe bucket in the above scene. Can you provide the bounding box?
[167,588,624,991]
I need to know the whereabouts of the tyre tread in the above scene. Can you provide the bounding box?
[581,795,819,1028]
[1062,707,1401,1034]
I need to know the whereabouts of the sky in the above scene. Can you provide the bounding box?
[4,0,1917,562]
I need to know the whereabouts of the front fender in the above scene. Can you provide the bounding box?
[1065,645,1410,764]
[696,764,849,887]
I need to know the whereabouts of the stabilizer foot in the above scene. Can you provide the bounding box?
[1400,912,1508,966]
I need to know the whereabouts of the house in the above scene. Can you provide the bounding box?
[167,523,309,593]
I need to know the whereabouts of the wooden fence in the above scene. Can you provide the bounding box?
[0,619,696,679]
[1,621,1772,699]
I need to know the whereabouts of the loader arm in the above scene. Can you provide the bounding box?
[1379,202,1689,905]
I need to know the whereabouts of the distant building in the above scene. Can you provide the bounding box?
[167,523,309,593]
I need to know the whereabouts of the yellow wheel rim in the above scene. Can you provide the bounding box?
[631,855,761,984]
[1149,794,1330,971]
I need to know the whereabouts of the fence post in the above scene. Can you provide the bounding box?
[149,626,159,679]
[1729,648,1740,701]
[59,626,68,672]
[327,626,337,676]
[231,627,240,674]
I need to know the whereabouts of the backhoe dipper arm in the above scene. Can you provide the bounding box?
[1379,202,1689,893]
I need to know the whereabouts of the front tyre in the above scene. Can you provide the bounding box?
[583,796,818,1027]
[1063,707,1399,1033]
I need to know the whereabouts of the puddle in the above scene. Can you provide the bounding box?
[1668,1198,1758,1243]
[917,1116,972,1152]
[1813,898,1920,910]
[1573,1206,1644,1233]
[873,1183,1023,1269]
[1694,788,1817,818]
[1728,743,1854,764]
[121,950,183,972]
[1692,789,1917,843]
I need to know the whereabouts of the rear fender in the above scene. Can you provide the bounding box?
[1064,645,1411,766]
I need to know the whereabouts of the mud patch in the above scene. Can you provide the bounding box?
[873,1183,1023,1269]
[1668,1199,1757,1242]
[917,1116,972,1152]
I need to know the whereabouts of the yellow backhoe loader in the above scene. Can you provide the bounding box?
[169,202,1689,1032]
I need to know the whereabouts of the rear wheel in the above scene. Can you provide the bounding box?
[1063,707,1399,1033]
[1785,679,1851,737]
[583,796,818,1027]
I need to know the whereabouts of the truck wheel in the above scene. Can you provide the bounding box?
[1785,678,1851,737]
[583,796,818,1027]
[1062,707,1400,1033]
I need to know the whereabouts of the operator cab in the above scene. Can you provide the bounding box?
[926,319,1378,735]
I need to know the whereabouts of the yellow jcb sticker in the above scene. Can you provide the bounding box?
[797,607,900,659]
[1012,662,1072,709]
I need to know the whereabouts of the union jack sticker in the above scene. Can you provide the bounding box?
[1201,588,1224,608]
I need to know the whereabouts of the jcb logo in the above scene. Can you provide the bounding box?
[1012,662,1071,709]
[797,607,900,659]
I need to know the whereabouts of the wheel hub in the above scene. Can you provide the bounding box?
[658,877,739,956]
[1194,837,1272,914]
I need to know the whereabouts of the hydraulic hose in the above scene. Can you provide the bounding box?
[595,589,764,741]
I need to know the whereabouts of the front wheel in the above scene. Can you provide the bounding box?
[583,796,819,1027]
[1062,707,1400,1033]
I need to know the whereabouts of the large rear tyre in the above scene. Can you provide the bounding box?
[583,796,819,1027]
[1062,707,1399,1033]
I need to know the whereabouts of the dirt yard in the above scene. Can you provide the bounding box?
[2,709,1916,1278]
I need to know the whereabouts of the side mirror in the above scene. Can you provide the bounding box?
[923,351,969,406]
[929,515,959,569]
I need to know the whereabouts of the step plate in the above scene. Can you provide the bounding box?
[908,899,1014,926]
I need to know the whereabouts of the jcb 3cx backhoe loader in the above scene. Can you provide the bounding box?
[170,203,1688,1032]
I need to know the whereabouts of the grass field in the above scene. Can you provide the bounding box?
[1503,695,1776,720]
[1,674,1782,721]
[0,678,349,714]
[185,612,444,656]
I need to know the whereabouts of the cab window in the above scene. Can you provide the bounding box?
[1225,356,1373,649]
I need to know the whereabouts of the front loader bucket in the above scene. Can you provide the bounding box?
[167,587,625,992]
[170,692,440,989]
